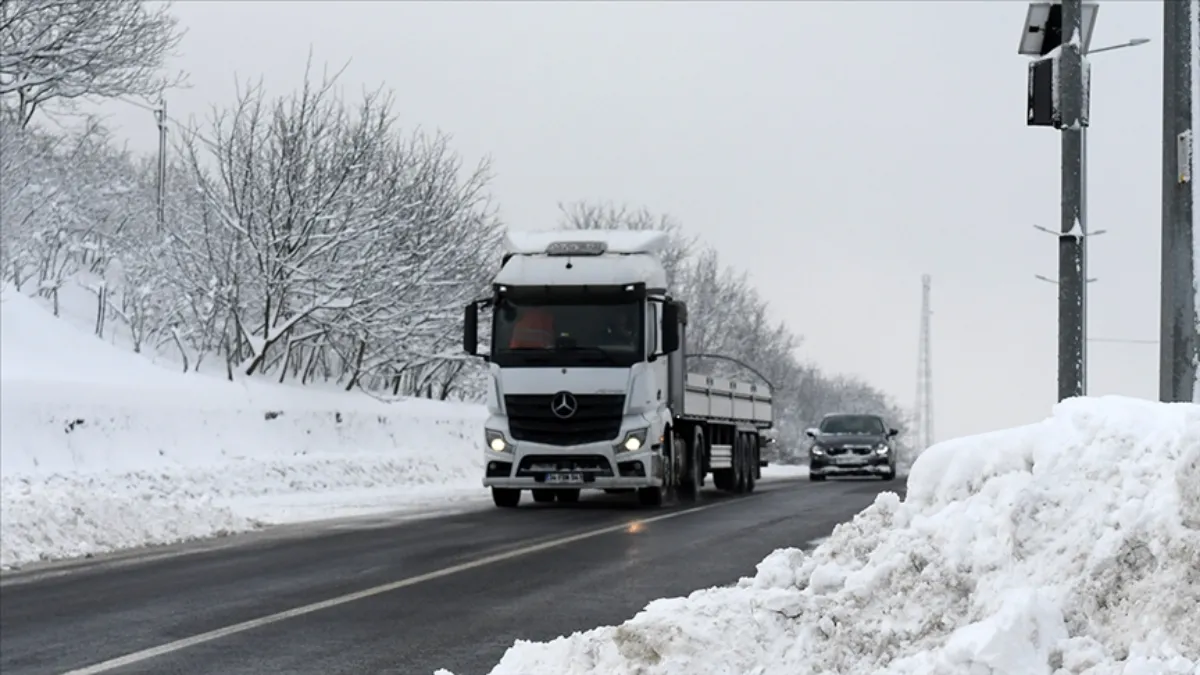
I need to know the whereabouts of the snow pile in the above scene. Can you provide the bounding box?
[450,396,1200,675]
[0,287,487,568]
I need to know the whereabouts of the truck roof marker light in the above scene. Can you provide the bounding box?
[545,240,607,256]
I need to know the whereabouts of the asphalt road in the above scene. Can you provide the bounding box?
[0,477,902,675]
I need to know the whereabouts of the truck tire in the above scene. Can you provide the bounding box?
[532,489,556,503]
[744,435,757,494]
[679,428,703,501]
[492,487,521,508]
[881,468,896,482]
[713,468,734,492]
[809,472,826,482]
[637,486,664,507]
[733,433,749,494]
[556,489,581,503]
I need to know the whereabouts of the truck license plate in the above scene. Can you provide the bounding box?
[545,472,584,484]
[835,455,865,466]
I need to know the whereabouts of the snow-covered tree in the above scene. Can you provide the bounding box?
[0,0,185,126]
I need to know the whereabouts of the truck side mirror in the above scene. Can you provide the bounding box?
[888,428,899,438]
[805,427,819,438]
[661,301,680,354]
[463,303,478,356]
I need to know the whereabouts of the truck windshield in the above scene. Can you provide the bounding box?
[819,415,885,435]
[491,298,644,368]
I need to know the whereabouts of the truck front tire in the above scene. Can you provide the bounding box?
[492,487,521,508]
[637,486,664,507]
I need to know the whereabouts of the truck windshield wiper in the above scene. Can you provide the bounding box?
[501,348,554,364]
[559,346,619,365]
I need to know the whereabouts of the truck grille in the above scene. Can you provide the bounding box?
[504,394,625,446]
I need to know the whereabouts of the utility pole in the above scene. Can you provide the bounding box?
[915,274,934,452]
[1056,0,1087,401]
[155,99,167,232]
[1021,0,1094,402]
[1159,0,1195,402]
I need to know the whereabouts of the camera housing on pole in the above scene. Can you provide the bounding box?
[1021,2,1096,129]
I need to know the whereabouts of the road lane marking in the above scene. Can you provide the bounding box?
[61,501,724,675]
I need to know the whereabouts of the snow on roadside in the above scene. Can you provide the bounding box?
[0,286,488,569]
[441,396,1200,675]
[758,463,809,480]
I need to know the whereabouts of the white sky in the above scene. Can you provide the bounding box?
[79,0,1168,441]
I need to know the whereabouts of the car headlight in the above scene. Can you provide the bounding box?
[617,428,649,453]
[486,429,510,453]
[809,445,826,455]
[874,443,890,455]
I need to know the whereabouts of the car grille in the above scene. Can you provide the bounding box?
[504,394,625,446]
[825,445,875,456]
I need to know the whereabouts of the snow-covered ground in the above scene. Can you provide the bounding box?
[0,285,810,570]
[0,286,490,569]
[442,396,1200,675]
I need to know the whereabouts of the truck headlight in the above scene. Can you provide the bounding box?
[810,445,826,456]
[617,428,648,453]
[486,429,510,453]
[874,443,890,455]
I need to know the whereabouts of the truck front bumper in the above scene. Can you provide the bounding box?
[483,443,663,490]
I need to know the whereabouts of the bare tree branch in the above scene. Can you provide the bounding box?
[0,0,187,126]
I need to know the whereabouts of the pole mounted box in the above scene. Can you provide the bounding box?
[1021,1,1096,129]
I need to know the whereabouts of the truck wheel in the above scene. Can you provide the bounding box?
[556,489,581,503]
[881,468,896,482]
[637,486,664,507]
[744,436,757,494]
[532,489,556,503]
[733,434,749,494]
[679,428,702,501]
[809,472,826,482]
[492,488,521,508]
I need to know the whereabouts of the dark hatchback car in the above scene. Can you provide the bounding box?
[805,413,899,481]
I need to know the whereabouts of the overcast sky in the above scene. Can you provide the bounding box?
[83,0,1170,441]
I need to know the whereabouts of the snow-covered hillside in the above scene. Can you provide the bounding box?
[0,286,489,569]
[444,396,1200,675]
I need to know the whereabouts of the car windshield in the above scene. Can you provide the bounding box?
[819,415,885,435]
[491,298,643,367]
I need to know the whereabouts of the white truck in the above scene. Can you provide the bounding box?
[463,229,775,508]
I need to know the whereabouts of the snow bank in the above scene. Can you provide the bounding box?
[448,396,1200,675]
[0,287,487,569]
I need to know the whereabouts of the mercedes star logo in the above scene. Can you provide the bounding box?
[551,391,578,419]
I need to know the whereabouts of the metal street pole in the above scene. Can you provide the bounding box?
[1081,125,1088,392]
[155,99,167,233]
[1057,0,1086,401]
[1159,0,1196,402]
